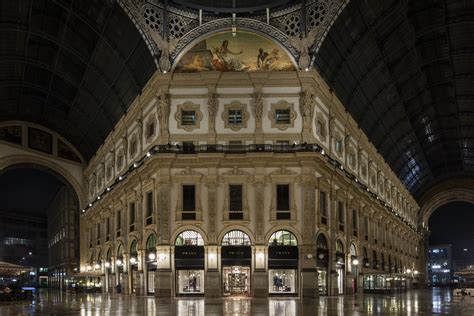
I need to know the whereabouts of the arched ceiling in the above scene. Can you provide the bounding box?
[0,0,156,160]
[315,0,474,198]
[170,0,298,14]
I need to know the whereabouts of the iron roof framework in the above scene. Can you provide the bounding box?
[0,0,156,160]
[315,0,474,198]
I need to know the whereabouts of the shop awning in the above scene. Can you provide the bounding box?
[0,261,30,276]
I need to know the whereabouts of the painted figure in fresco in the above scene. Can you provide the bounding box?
[215,40,246,71]
[257,48,269,68]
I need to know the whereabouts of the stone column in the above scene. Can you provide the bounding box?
[253,245,268,298]
[207,90,218,143]
[135,249,145,295]
[154,245,173,297]
[253,91,264,143]
[301,252,318,297]
[206,177,218,243]
[205,245,220,298]
[254,177,265,243]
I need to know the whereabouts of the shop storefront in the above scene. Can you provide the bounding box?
[316,234,329,296]
[129,240,138,294]
[145,234,157,294]
[363,274,407,294]
[105,248,113,293]
[221,230,251,296]
[335,240,345,294]
[175,230,205,296]
[115,244,124,292]
[268,230,298,296]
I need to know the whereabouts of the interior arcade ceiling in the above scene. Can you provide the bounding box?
[0,0,473,199]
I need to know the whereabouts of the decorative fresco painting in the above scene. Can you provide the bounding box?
[175,32,295,72]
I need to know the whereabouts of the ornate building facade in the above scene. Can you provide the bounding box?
[80,69,423,297]
[78,0,423,298]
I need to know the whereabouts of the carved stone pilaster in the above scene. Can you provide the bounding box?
[207,91,218,142]
[157,184,170,243]
[253,92,264,143]
[302,180,316,244]
[206,179,218,243]
[156,89,170,144]
[301,89,316,142]
[254,179,265,243]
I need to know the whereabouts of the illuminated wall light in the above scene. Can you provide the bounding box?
[106,187,111,191]
[104,262,111,268]
[94,264,100,270]
[88,203,92,207]
[118,176,123,181]
[321,149,325,155]
[146,152,151,157]
[86,265,92,271]
[97,196,101,200]
[148,253,156,260]
[82,209,85,213]
[116,259,122,266]
[133,163,137,168]
[130,257,137,264]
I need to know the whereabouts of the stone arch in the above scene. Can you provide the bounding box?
[218,226,255,246]
[421,185,474,224]
[264,226,302,246]
[170,18,298,70]
[0,156,86,208]
[142,228,158,250]
[170,225,209,246]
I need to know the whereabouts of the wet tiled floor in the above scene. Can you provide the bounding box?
[0,288,473,315]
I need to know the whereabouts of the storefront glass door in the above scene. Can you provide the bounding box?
[223,266,250,296]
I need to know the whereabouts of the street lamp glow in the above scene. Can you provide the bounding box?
[130,257,137,264]
[406,268,412,274]
[148,253,156,260]
[116,259,122,266]
[104,262,110,268]
[352,259,359,266]
[94,264,100,270]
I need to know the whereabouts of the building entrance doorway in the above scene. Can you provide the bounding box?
[223,266,250,296]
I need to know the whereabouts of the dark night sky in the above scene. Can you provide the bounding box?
[429,201,474,266]
[0,168,64,215]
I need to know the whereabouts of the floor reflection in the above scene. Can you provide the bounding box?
[1,288,474,315]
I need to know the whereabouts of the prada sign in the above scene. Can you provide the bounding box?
[221,246,251,266]
[175,246,204,269]
[268,246,298,269]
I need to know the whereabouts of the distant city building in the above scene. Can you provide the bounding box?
[0,210,48,286]
[427,244,453,286]
[47,186,80,290]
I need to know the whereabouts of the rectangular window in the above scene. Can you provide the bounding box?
[182,185,196,220]
[181,110,196,125]
[229,140,243,152]
[106,217,110,241]
[146,191,153,225]
[364,216,369,241]
[229,184,243,220]
[352,209,358,231]
[335,139,342,153]
[182,141,195,153]
[275,109,290,124]
[338,201,344,231]
[276,184,290,220]
[320,191,327,224]
[146,121,155,139]
[277,184,290,211]
[129,202,136,232]
[228,109,243,125]
[96,223,100,245]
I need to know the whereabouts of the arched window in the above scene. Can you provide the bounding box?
[146,234,156,253]
[350,243,357,257]
[130,240,138,257]
[268,230,297,246]
[175,230,204,246]
[117,244,123,259]
[106,248,112,261]
[222,230,251,246]
[336,240,344,253]
[90,252,95,263]
[316,234,328,249]
[96,250,102,263]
